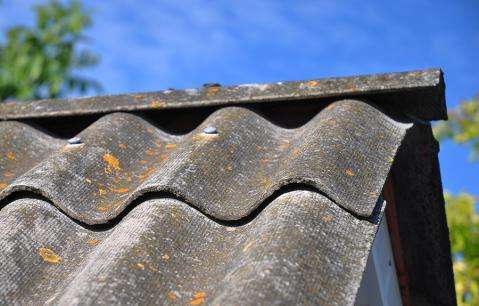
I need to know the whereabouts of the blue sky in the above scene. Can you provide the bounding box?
[1,0,478,195]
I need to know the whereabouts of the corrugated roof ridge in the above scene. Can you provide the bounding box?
[0,101,407,224]
[0,68,446,121]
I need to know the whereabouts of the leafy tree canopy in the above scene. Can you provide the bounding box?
[0,0,100,101]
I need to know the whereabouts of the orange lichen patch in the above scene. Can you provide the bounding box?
[6,151,15,160]
[138,167,156,180]
[0,182,8,190]
[103,153,121,171]
[139,160,148,165]
[322,215,333,222]
[305,80,320,87]
[167,291,178,301]
[133,94,146,100]
[242,241,254,252]
[98,188,108,196]
[345,82,357,91]
[345,169,355,176]
[259,158,269,167]
[206,86,221,96]
[3,171,14,177]
[87,239,100,246]
[325,103,335,111]
[279,142,290,150]
[292,148,301,156]
[368,191,377,198]
[189,292,206,305]
[109,187,129,194]
[260,177,271,189]
[225,164,233,172]
[85,178,92,184]
[145,148,155,156]
[162,254,170,260]
[96,276,107,283]
[132,262,145,270]
[39,247,62,264]
[165,143,177,150]
[150,100,167,108]
[96,204,110,212]
[149,265,158,272]
[118,143,127,149]
[157,154,169,163]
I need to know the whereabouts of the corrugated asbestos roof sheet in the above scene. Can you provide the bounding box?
[0,69,436,305]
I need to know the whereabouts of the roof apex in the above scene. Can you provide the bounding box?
[0,68,446,121]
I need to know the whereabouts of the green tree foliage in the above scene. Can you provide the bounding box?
[0,0,100,101]
[435,96,479,305]
[435,96,479,160]
[445,193,479,305]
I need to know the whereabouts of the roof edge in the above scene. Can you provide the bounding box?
[0,68,446,121]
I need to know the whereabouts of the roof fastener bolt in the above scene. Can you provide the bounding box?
[203,126,218,135]
[68,137,82,145]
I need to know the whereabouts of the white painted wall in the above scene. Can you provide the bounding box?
[355,217,402,306]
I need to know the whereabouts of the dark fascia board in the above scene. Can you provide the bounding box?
[0,68,446,121]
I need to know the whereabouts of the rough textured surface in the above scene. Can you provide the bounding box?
[0,68,456,305]
[0,68,446,121]
[391,124,456,306]
[0,97,408,305]
[0,192,377,305]
[0,100,409,224]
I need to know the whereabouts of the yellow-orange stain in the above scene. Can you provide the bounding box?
[162,254,170,260]
[167,291,178,301]
[226,164,233,172]
[369,191,377,198]
[260,177,271,188]
[292,148,301,156]
[259,158,269,167]
[155,140,162,148]
[206,86,220,96]
[110,187,129,194]
[322,215,333,222]
[150,100,166,108]
[138,167,156,180]
[132,262,145,270]
[98,188,107,196]
[133,94,146,100]
[0,182,7,189]
[305,80,319,87]
[118,143,127,149]
[139,160,148,164]
[85,178,92,184]
[345,169,355,177]
[145,148,155,156]
[103,153,121,171]
[6,152,15,160]
[189,292,206,305]
[165,143,177,150]
[96,205,109,212]
[279,142,290,150]
[87,239,100,246]
[242,241,254,252]
[39,247,61,264]
[4,171,14,177]
[325,103,335,111]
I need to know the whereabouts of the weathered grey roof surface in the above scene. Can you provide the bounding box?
[0,69,450,305]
